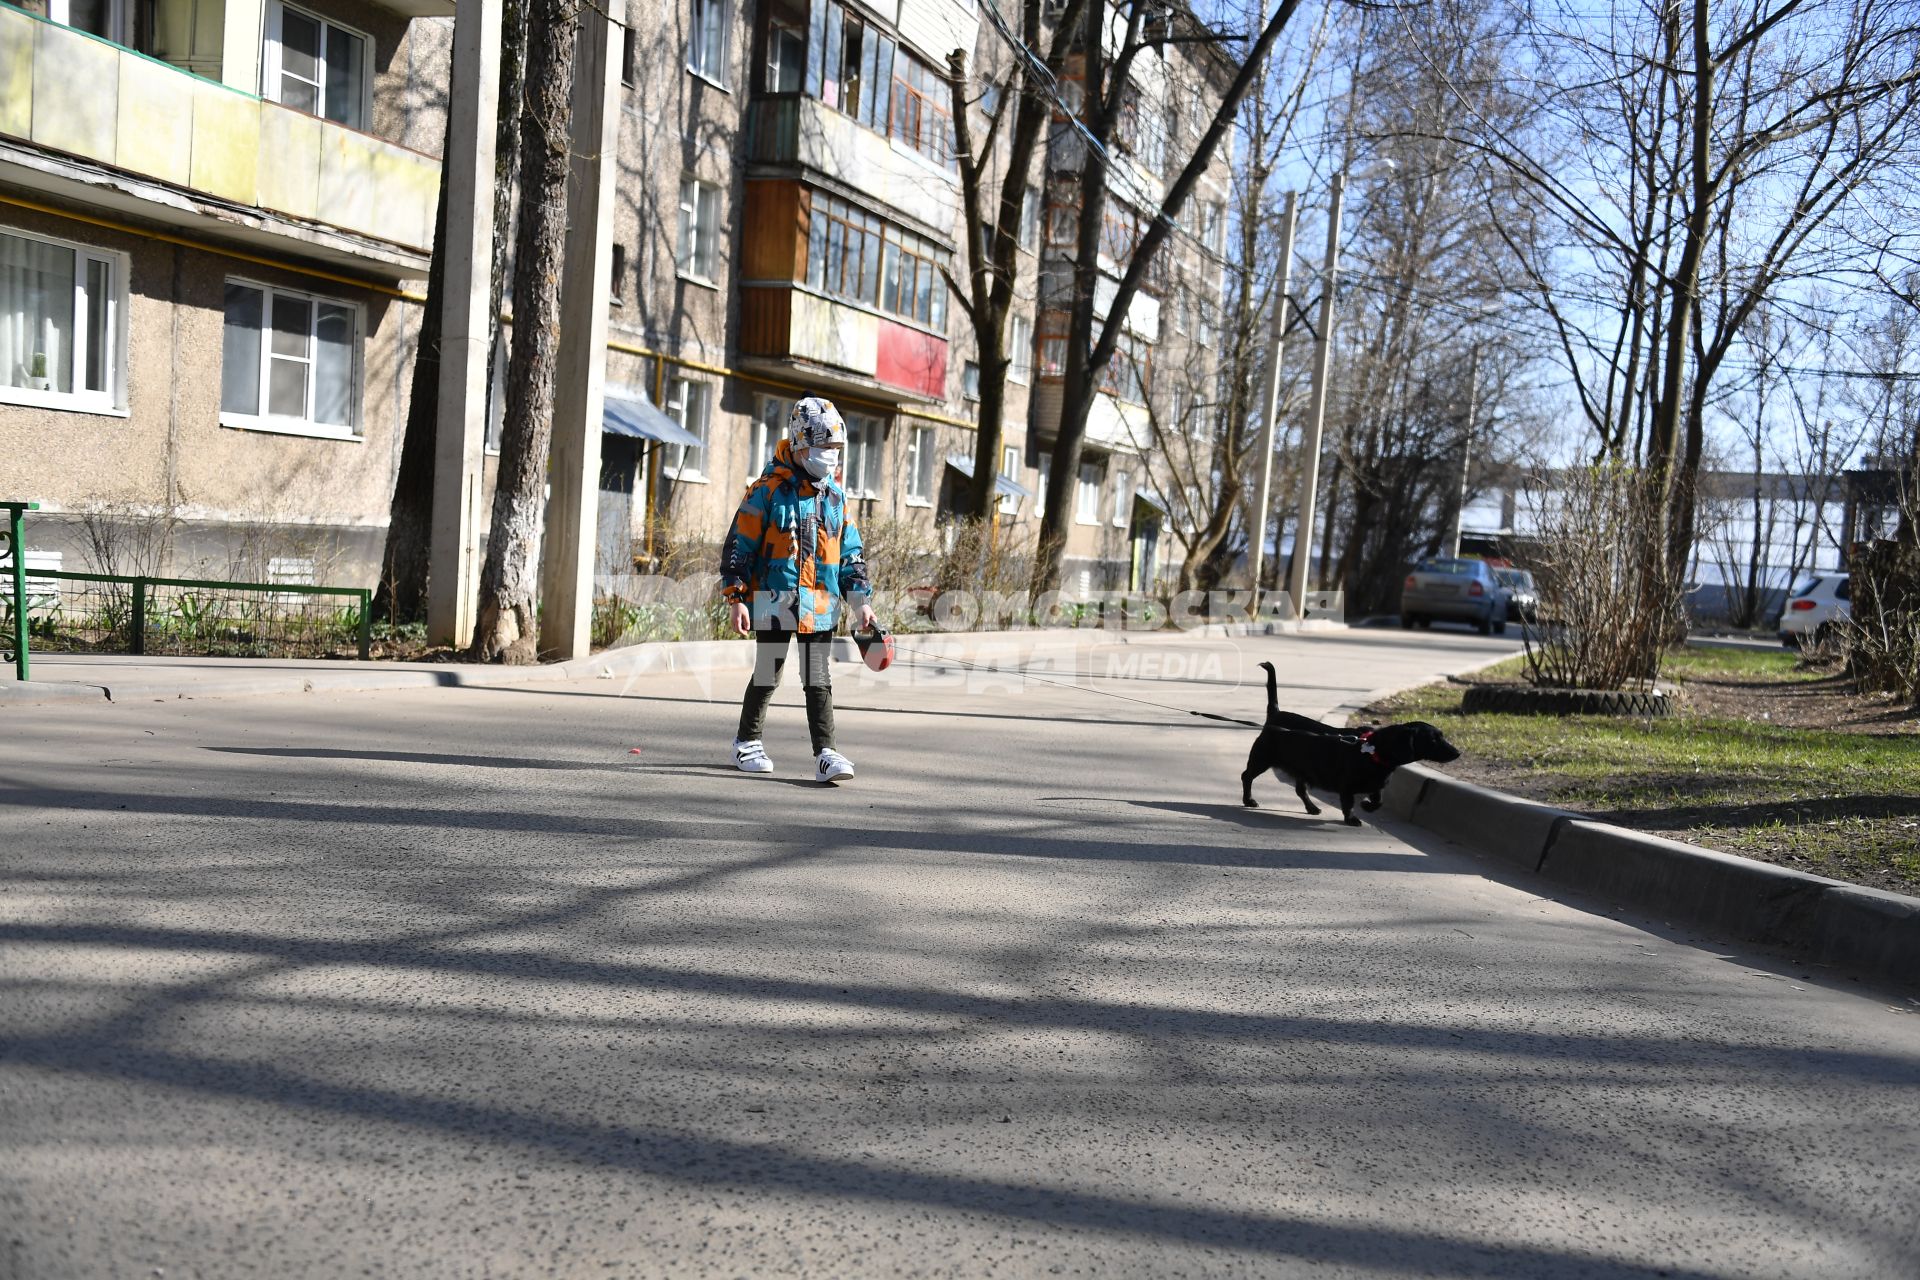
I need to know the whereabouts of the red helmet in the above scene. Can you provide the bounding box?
[854,626,895,672]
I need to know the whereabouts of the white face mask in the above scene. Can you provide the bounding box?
[800,448,840,480]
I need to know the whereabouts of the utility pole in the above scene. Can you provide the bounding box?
[1286,171,1343,619]
[1247,191,1297,618]
[1447,348,1480,560]
[426,0,502,649]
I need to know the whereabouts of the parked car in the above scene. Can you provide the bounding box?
[1493,567,1539,625]
[1401,557,1510,635]
[1778,573,1850,647]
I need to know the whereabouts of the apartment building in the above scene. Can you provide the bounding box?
[616,0,1237,597]
[2,0,1236,600]
[0,0,450,580]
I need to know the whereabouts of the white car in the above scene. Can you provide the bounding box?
[1778,573,1850,647]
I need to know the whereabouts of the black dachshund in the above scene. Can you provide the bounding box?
[1242,662,1461,825]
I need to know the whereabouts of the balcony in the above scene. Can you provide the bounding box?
[747,95,958,240]
[0,6,439,276]
[741,285,948,403]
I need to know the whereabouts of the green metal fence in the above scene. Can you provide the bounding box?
[14,571,372,663]
[4,500,37,680]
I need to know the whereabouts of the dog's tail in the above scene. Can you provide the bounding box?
[1259,660,1277,719]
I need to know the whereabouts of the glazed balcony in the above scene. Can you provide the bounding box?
[747,94,958,240]
[0,6,439,276]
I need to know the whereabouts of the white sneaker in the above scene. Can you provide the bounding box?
[733,738,774,774]
[814,748,855,783]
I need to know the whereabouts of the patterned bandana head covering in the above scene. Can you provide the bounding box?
[788,396,847,451]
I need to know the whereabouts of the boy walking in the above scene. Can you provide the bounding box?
[720,396,877,782]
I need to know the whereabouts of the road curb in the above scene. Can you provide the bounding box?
[1380,764,1920,989]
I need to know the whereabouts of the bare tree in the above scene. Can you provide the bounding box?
[1483,0,1920,593]
[1033,0,1314,595]
[470,0,578,663]
[945,0,1086,526]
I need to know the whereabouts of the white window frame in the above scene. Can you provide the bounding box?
[677,176,721,284]
[1112,470,1132,527]
[904,424,934,505]
[1008,315,1032,385]
[42,0,131,43]
[750,394,790,478]
[1075,461,1101,525]
[844,412,883,497]
[0,225,126,416]
[1019,186,1041,253]
[262,1,373,131]
[219,278,363,440]
[999,443,1021,516]
[687,0,730,88]
[962,359,980,401]
[665,376,711,480]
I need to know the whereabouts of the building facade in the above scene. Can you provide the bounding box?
[2,0,1236,602]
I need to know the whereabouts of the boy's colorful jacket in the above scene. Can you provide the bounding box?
[720,438,873,633]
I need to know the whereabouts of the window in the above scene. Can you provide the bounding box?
[610,243,627,305]
[905,425,934,503]
[844,412,882,496]
[665,376,711,477]
[878,223,949,327]
[1009,315,1032,384]
[890,47,952,165]
[1102,333,1150,405]
[999,444,1021,516]
[1,227,122,412]
[821,2,893,130]
[1037,450,1051,509]
[687,0,728,84]
[37,0,129,43]
[750,395,790,476]
[220,280,359,436]
[1101,204,1144,267]
[962,360,980,401]
[808,194,883,305]
[677,177,721,281]
[265,2,369,131]
[1116,84,1165,177]
[1112,470,1132,526]
[1047,200,1078,248]
[763,0,808,94]
[1039,336,1067,378]
[1075,461,1102,525]
[1200,202,1225,257]
[622,26,638,87]
[1019,187,1041,252]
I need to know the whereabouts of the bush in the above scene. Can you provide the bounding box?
[1520,464,1682,690]
[1845,536,1920,704]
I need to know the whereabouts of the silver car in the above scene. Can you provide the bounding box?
[1494,567,1539,625]
[1401,557,1511,635]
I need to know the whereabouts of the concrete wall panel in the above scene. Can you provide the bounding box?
[0,6,34,140]
[188,82,261,204]
[32,21,119,165]
[117,55,196,188]
[791,292,877,376]
[256,108,323,222]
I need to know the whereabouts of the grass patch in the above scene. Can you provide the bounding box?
[1373,660,1920,894]
[1657,645,1819,684]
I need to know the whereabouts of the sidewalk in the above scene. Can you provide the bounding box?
[1,622,1341,706]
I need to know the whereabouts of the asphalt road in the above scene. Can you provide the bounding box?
[2,628,1917,1278]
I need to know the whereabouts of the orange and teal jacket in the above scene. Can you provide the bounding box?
[720,438,872,633]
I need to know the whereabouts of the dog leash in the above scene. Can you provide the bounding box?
[886,641,1269,730]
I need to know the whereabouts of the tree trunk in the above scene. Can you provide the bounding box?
[372,109,454,624]
[468,0,577,663]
